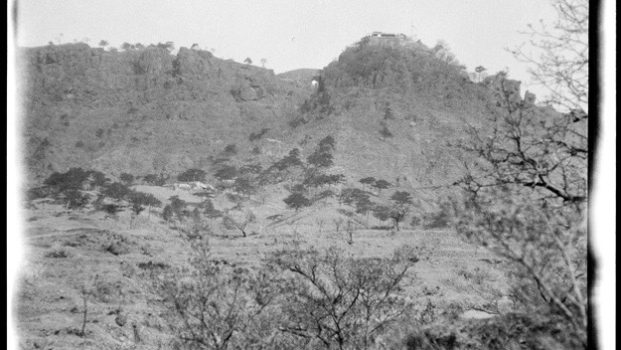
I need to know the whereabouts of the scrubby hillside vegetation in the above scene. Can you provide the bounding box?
[16,9,587,348]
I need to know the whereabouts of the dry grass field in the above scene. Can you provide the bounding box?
[16,188,509,349]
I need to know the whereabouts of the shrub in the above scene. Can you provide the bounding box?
[283,193,311,211]
[168,196,188,221]
[390,191,413,206]
[307,143,334,168]
[119,173,134,185]
[372,205,391,222]
[143,173,168,186]
[372,179,392,192]
[102,182,131,201]
[318,135,336,150]
[239,163,263,175]
[89,171,110,188]
[26,186,54,201]
[162,205,174,222]
[150,237,280,349]
[359,176,376,186]
[316,189,335,201]
[224,144,238,155]
[177,168,207,182]
[63,189,90,209]
[201,199,223,219]
[233,177,255,195]
[303,172,345,188]
[410,216,421,227]
[44,167,92,192]
[101,204,121,217]
[270,148,303,171]
[269,245,419,349]
[423,210,450,229]
[379,122,393,138]
[64,189,90,209]
[214,165,238,180]
[249,128,270,141]
[339,188,372,207]
[128,191,161,216]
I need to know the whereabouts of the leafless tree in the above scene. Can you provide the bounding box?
[270,246,419,350]
[511,0,588,113]
[454,1,588,347]
[151,237,279,349]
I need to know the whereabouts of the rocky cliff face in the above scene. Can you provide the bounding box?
[18,44,308,182]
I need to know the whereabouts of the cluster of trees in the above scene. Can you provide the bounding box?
[96,40,175,52]
[29,168,162,222]
[338,185,416,231]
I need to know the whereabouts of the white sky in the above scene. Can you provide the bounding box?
[16,0,558,96]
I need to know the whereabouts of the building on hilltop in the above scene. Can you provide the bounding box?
[367,32,409,47]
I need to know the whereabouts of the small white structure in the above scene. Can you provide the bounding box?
[172,181,216,191]
[173,183,193,191]
[190,181,216,191]
[311,79,319,88]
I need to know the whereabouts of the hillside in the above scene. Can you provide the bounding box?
[14,36,580,350]
[19,44,310,184]
[19,38,546,190]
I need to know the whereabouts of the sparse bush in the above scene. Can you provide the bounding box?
[151,237,280,349]
[222,210,256,237]
[270,245,419,349]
